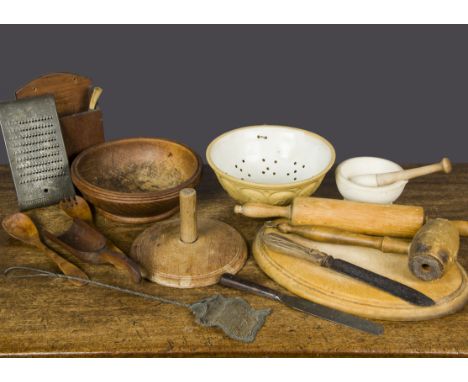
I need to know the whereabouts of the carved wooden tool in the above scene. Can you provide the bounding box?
[350,158,452,187]
[43,218,142,283]
[131,188,247,288]
[276,220,459,281]
[59,195,126,256]
[263,233,435,307]
[2,213,88,286]
[219,273,383,335]
[234,197,468,238]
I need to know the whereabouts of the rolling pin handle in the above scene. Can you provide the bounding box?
[234,203,291,219]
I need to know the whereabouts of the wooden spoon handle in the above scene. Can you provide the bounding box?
[89,86,103,110]
[42,247,89,286]
[376,158,452,186]
[99,251,142,283]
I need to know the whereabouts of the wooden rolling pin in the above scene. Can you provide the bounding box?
[234,197,468,238]
[350,158,452,187]
[276,219,459,280]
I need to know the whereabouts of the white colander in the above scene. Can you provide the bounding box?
[206,125,335,205]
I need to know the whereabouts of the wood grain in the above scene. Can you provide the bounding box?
[254,224,467,320]
[0,164,467,356]
[15,73,92,117]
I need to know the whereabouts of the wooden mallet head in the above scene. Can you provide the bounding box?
[409,218,459,281]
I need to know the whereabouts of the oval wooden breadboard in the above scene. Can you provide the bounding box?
[253,222,468,321]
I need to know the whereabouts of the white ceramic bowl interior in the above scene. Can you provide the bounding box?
[207,125,335,185]
[336,157,408,204]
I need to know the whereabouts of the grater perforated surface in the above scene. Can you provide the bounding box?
[0,95,75,210]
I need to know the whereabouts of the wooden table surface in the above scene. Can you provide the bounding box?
[0,164,467,357]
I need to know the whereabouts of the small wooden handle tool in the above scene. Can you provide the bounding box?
[89,86,103,111]
[276,222,411,254]
[350,158,452,187]
[235,197,468,238]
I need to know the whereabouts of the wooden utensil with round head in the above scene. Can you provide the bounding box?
[131,188,247,288]
[350,158,452,187]
[2,212,88,286]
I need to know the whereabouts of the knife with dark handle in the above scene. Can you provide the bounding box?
[219,273,384,335]
[263,233,435,307]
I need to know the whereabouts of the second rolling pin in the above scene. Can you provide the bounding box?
[276,222,411,254]
[234,197,468,238]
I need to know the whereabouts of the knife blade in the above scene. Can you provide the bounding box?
[219,273,384,335]
[263,233,435,307]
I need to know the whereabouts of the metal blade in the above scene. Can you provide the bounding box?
[329,258,435,307]
[280,294,384,335]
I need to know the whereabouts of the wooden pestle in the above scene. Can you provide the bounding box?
[276,219,459,280]
[350,158,452,187]
[234,197,468,238]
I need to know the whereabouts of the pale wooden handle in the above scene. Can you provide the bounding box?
[179,188,197,243]
[277,222,410,254]
[380,237,411,254]
[376,158,452,186]
[451,220,468,237]
[89,86,103,110]
[234,203,291,219]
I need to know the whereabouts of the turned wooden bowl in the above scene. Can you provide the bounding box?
[71,138,202,223]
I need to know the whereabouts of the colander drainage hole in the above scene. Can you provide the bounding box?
[242,159,245,163]
[274,160,277,164]
[266,167,270,170]
[262,158,266,162]
[273,172,276,175]
[262,171,265,174]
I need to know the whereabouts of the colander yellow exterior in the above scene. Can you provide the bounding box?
[206,125,336,205]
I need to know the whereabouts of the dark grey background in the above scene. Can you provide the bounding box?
[0,25,467,164]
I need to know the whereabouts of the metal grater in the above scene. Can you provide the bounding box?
[0,95,75,210]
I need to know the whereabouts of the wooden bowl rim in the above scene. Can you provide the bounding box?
[206,124,336,189]
[71,137,202,199]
